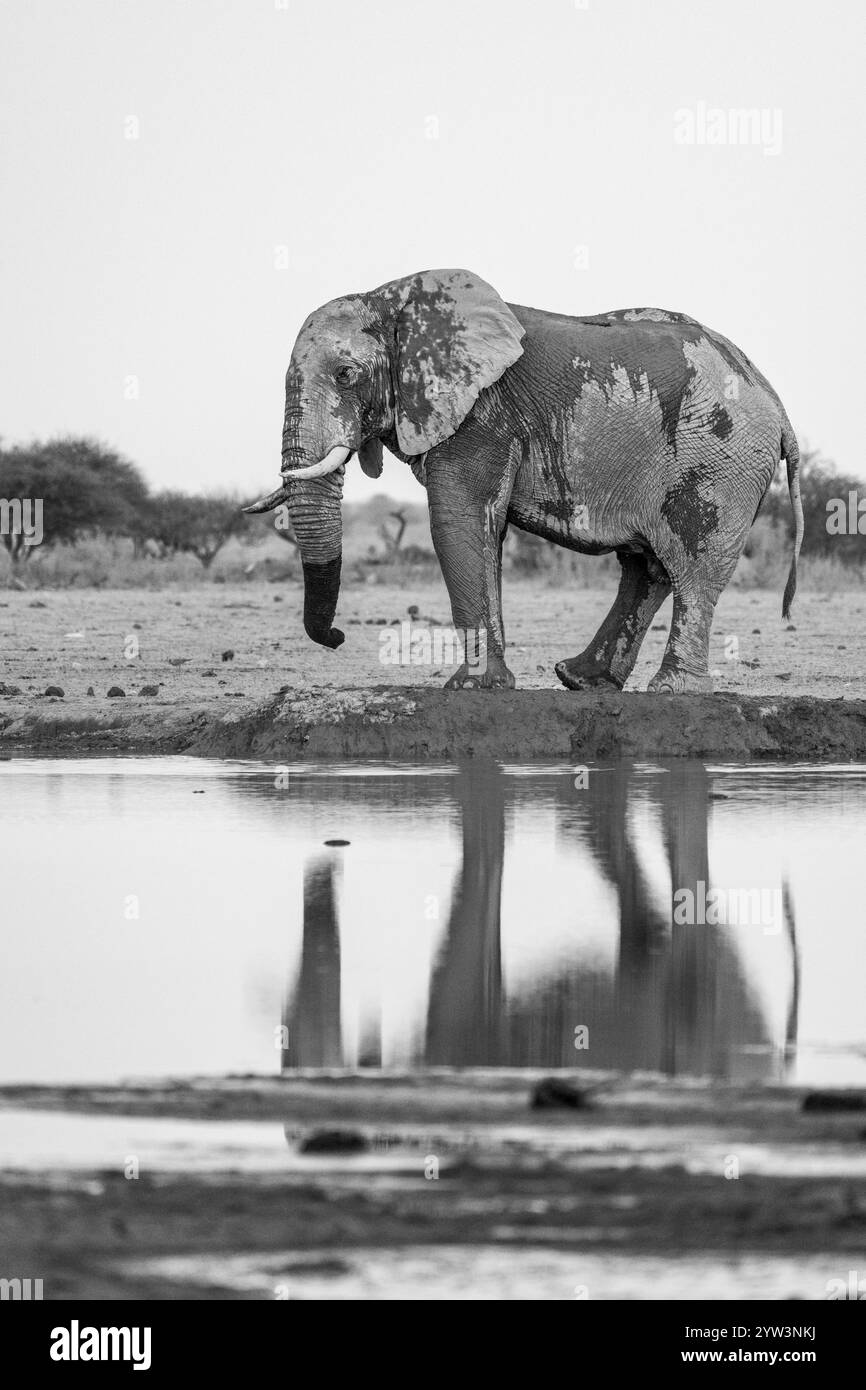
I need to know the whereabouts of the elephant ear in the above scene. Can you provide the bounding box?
[358,438,383,478]
[392,270,525,456]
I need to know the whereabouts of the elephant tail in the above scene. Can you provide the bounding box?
[781,417,804,620]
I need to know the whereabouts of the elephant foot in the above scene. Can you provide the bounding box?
[444,655,515,691]
[647,666,714,694]
[555,656,623,693]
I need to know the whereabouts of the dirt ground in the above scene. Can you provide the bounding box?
[0,579,862,706]
[0,579,863,759]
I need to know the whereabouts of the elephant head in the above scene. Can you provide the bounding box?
[244,269,525,649]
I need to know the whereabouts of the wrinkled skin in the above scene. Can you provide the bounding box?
[247,270,803,693]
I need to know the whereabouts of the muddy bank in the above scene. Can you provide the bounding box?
[1,689,866,760]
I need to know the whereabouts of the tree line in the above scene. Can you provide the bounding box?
[0,436,266,568]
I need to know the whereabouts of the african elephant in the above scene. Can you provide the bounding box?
[245,269,803,692]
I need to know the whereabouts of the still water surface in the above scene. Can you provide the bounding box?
[1,758,863,1085]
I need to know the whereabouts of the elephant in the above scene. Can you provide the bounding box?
[245,269,804,692]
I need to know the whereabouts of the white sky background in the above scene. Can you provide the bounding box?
[0,0,863,504]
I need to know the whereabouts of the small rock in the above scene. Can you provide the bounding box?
[324,839,351,847]
[803,1091,866,1114]
[86,686,95,697]
[168,658,189,667]
[44,685,64,698]
[202,669,216,677]
[299,1129,368,1155]
[139,685,159,697]
[221,650,235,662]
[751,628,761,634]
[277,685,291,695]
[28,600,47,609]
[531,1078,591,1110]
[106,686,126,698]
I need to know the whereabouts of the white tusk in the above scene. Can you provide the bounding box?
[281,445,351,481]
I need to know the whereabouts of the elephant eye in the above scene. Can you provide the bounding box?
[335,364,358,386]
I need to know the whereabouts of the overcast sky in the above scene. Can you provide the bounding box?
[1,0,863,503]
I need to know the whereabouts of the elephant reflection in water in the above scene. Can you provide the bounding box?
[425,761,505,1064]
[282,762,797,1077]
[424,760,797,1076]
[281,856,342,1069]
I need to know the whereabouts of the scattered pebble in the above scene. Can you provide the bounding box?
[531,1078,591,1110]
[299,1129,368,1155]
[802,1091,866,1113]
[0,683,23,696]
[28,600,47,609]
[168,658,189,667]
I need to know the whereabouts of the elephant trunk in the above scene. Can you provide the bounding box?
[288,475,346,649]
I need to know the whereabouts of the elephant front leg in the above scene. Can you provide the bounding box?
[428,479,515,691]
[556,552,671,691]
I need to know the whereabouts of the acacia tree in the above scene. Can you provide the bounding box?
[0,437,149,563]
[149,491,249,568]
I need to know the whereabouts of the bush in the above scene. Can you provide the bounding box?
[0,437,149,563]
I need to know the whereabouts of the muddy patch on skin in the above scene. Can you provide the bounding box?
[709,403,734,439]
[661,467,720,557]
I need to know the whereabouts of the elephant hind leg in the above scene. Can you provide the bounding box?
[555,552,671,691]
[647,519,754,693]
[646,578,717,694]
